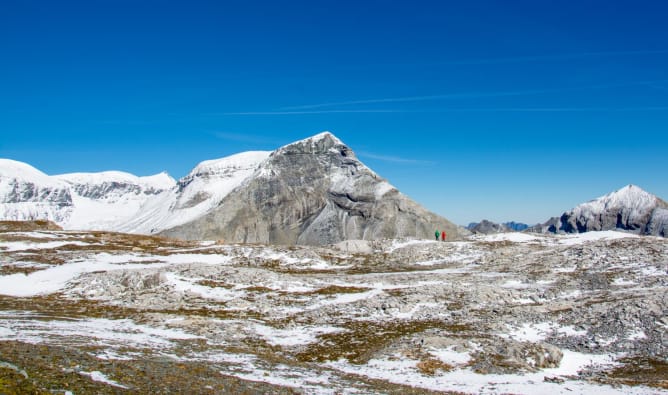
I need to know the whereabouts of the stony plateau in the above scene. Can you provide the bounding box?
[0,222,665,393]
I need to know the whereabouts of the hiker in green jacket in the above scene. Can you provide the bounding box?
[435,230,440,241]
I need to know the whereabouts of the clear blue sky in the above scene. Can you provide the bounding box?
[1,0,667,225]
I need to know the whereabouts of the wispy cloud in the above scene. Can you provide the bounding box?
[278,79,668,111]
[221,109,409,115]
[279,89,556,110]
[221,106,668,115]
[357,151,435,165]
[429,49,668,66]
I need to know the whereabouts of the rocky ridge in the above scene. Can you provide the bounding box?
[469,219,510,234]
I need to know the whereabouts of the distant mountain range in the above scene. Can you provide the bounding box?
[466,220,530,234]
[0,132,460,245]
[528,185,667,237]
[2,133,665,242]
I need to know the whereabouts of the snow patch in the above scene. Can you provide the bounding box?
[327,349,630,395]
[253,324,344,347]
[557,230,640,245]
[79,371,128,389]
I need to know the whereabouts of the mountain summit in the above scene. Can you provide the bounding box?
[530,185,667,237]
[161,132,459,244]
[0,132,459,244]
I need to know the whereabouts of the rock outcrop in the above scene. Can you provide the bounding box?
[161,132,459,244]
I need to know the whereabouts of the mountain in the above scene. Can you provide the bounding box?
[0,132,459,244]
[466,220,530,233]
[0,159,74,224]
[114,151,271,234]
[529,185,667,237]
[54,170,176,230]
[160,132,460,244]
[469,220,509,234]
[503,221,529,231]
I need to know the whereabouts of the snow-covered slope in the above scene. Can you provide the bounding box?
[116,151,270,234]
[0,151,271,234]
[530,185,668,237]
[0,159,73,223]
[53,171,176,230]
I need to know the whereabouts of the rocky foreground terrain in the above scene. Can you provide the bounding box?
[0,221,666,394]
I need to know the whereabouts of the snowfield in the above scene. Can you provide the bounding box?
[0,227,666,393]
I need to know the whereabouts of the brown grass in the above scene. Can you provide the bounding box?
[0,220,62,232]
[604,357,668,389]
[416,358,453,375]
[296,320,471,365]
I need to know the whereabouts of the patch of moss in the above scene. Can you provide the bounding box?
[304,285,371,295]
[0,366,48,395]
[0,220,61,232]
[604,357,668,389]
[296,320,471,365]
[416,358,453,375]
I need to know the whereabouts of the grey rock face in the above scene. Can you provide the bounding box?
[529,185,668,237]
[67,181,165,200]
[161,132,459,245]
[1,179,72,207]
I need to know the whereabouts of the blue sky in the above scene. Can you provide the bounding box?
[1,0,667,225]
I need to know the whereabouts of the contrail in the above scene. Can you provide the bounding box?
[278,79,668,111]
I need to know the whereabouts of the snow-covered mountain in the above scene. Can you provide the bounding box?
[0,159,74,224]
[0,132,459,244]
[54,170,176,230]
[0,151,270,234]
[529,185,668,237]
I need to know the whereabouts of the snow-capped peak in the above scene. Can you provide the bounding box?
[187,151,271,179]
[308,131,343,145]
[575,184,660,215]
[55,170,176,192]
[141,172,177,189]
[0,158,63,187]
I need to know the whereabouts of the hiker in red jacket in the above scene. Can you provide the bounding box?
[441,230,446,241]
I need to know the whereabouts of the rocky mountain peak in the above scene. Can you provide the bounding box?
[273,131,353,158]
[161,132,459,245]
